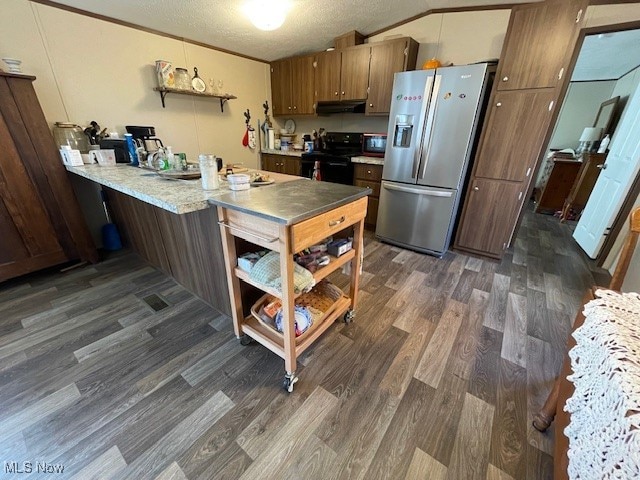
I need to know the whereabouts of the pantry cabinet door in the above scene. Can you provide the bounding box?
[455,178,524,257]
[473,89,555,182]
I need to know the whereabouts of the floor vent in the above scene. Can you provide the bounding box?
[142,294,170,312]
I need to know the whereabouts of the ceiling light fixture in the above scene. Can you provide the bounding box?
[243,0,290,31]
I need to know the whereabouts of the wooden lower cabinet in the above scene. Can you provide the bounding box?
[454,178,524,258]
[261,154,301,176]
[353,163,383,228]
[0,72,96,282]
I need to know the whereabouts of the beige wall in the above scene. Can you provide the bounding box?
[0,0,271,168]
[368,10,511,68]
[585,3,640,27]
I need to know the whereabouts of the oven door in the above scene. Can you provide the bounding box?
[301,156,354,185]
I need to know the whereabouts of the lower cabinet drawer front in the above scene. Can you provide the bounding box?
[354,179,381,197]
[354,163,383,182]
[291,197,367,252]
[365,196,379,226]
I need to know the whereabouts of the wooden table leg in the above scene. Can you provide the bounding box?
[533,376,561,432]
[217,207,244,339]
[348,218,364,311]
[279,224,298,391]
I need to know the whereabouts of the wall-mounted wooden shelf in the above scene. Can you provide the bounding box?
[153,87,237,111]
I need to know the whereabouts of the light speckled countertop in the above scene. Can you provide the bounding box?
[261,149,304,157]
[66,164,297,215]
[351,156,385,166]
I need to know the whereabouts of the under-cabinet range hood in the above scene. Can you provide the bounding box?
[316,100,366,115]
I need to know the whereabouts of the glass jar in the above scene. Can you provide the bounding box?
[52,122,90,153]
[174,68,190,90]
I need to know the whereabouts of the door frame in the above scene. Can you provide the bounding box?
[515,18,640,265]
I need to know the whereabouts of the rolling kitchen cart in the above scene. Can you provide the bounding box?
[213,181,368,392]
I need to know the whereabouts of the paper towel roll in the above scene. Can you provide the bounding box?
[267,129,275,150]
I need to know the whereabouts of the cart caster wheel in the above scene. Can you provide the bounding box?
[283,373,298,393]
[343,309,355,324]
[239,335,252,346]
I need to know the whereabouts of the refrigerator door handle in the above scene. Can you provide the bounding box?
[383,182,453,197]
[412,75,435,179]
[418,74,442,180]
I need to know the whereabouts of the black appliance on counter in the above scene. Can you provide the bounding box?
[301,132,362,185]
[99,138,128,163]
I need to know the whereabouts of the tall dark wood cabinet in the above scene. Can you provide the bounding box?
[454,0,588,259]
[0,72,97,282]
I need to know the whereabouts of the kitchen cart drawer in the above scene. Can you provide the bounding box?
[291,196,367,252]
[221,209,281,251]
[354,163,383,182]
[354,179,381,197]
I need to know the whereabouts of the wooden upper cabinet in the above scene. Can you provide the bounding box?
[315,50,342,102]
[367,40,409,115]
[497,0,587,91]
[454,178,524,257]
[290,55,315,115]
[473,89,556,182]
[340,48,371,100]
[271,56,315,115]
[270,59,292,116]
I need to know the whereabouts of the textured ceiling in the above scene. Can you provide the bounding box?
[44,0,534,62]
[572,29,640,82]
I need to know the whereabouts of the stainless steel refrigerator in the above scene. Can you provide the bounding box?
[376,63,494,257]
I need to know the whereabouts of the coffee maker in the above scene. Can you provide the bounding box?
[125,125,164,153]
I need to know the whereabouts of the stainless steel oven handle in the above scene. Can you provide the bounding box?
[217,221,279,243]
[383,182,453,197]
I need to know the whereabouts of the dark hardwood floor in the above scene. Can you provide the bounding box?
[0,206,610,479]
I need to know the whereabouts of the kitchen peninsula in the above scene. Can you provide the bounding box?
[66,165,370,376]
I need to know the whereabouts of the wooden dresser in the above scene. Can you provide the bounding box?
[560,152,605,221]
[535,156,581,214]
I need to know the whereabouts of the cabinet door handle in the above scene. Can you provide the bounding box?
[502,76,509,82]
[496,102,502,107]
[288,106,292,110]
[367,170,372,174]
[329,216,346,227]
[597,163,607,170]
[218,221,279,243]
[369,103,373,107]
[341,91,345,95]
[334,91,338,96]
[473,186,479,191]
[293,106,297,110]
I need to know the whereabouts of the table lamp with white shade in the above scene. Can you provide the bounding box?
[577,127,603,154]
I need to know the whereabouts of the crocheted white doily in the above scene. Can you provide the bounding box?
[564,289,640,479]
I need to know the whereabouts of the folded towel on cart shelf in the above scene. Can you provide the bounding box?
[249,251,315,294]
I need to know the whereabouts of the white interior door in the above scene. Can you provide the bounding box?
[574,83,640,258]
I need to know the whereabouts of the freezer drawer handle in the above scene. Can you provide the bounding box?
[329,216,346,227]
[218,221,279,243]
[383,183,453,197]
